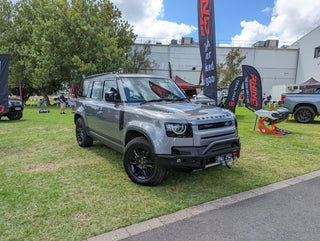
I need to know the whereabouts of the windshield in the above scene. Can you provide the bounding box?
[120,77,187,103]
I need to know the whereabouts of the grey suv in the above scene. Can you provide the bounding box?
[75,73,240,186]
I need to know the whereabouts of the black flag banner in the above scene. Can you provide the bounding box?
[242,65,262,112]
[0,54,10,116]
[198,0,217,102]
[225,76,244,113]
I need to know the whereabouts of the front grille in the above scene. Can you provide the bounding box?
[201,130,235,140]
[198,121,233,130]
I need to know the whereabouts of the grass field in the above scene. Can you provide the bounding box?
[1,106,320,240]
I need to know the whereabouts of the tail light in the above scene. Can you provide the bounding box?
[281,94,286,105]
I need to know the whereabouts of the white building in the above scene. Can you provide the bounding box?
[294,25,320,84]
[135,25,320,95]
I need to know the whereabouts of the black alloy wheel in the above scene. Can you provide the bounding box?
[76,118,93,147]
[7,112,22,120]
[123,137,167,186]
[294,106,315,123]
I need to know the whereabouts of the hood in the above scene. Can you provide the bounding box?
[137,102,233,120]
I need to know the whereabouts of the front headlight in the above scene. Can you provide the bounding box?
[165,123,193,137]
[234,118,239,137]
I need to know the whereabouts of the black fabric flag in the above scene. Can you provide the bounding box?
[225,76,244,113]
[0,54,10,116]
[168,62,172,79]
[198,0,217,102]
[242,65,263,112]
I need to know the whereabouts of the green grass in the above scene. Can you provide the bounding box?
[1,106,320,240]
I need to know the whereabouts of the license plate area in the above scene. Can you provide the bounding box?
[215,153,233,163]
[15,107,21,111]
[205,153,234,168]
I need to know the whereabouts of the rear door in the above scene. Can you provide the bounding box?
[85,80,104,133]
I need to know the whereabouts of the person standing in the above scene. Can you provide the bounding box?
[59,93,66,114]
[69,94,77,113]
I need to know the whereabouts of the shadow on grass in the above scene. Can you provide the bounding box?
[0,118,27,122]
[84,141,251,195]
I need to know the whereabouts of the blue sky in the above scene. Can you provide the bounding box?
[112,0,320,46]
[162,0,272,42]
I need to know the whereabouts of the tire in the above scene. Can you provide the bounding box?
[76,118,93,147]
[123,137,167,186]
[294,106,315,123]
[7,112,22,120]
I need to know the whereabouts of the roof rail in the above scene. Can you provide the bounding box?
[85,72,114,79]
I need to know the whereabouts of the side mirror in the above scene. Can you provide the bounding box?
[105,91,116,101]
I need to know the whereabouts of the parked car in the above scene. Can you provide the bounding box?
[75,73,240,186]
[191,88,228,107]
[0,98,24,120]
[281,93,320,123]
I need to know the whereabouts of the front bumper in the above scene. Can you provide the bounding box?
[156,137,241,170]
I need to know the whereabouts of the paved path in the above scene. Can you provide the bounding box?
[86,171,320,241]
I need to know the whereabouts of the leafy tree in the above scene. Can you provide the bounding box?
[218,48,246,87]
[128,43,155,73]
[0,0,135,103]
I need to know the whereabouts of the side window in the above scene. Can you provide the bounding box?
[103,79,120,101]
[82,80,90,97]
[86,81,93,98]
[91,81,103,99]
[314,46,320,58]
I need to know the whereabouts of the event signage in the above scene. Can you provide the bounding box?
[225,76,244,113]
[242,65,262,111]
[0,54,10,116]
[198,0,217,102]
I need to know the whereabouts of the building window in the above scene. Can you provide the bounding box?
[314,46,320,58]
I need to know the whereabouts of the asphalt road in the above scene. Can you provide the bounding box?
[87,171,320,241]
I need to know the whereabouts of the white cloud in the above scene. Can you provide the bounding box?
[232,0,320,46]
[111,0,196,43]
[261,7,272,13]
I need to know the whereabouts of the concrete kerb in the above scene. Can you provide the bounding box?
[86,170,320,241]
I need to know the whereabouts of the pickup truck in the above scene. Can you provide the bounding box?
[281,93,320,123]
[74,73,241,186]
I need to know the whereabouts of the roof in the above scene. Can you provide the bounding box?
[300,77,320,88]
[85,73,170,81]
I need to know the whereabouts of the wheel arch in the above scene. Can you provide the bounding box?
[74,113,87,125]
[293,103,318,115]
[125,129,155,153]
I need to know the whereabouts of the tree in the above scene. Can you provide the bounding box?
[128,43,155,73]
[218,48,246,87]
[0,0,136,103]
